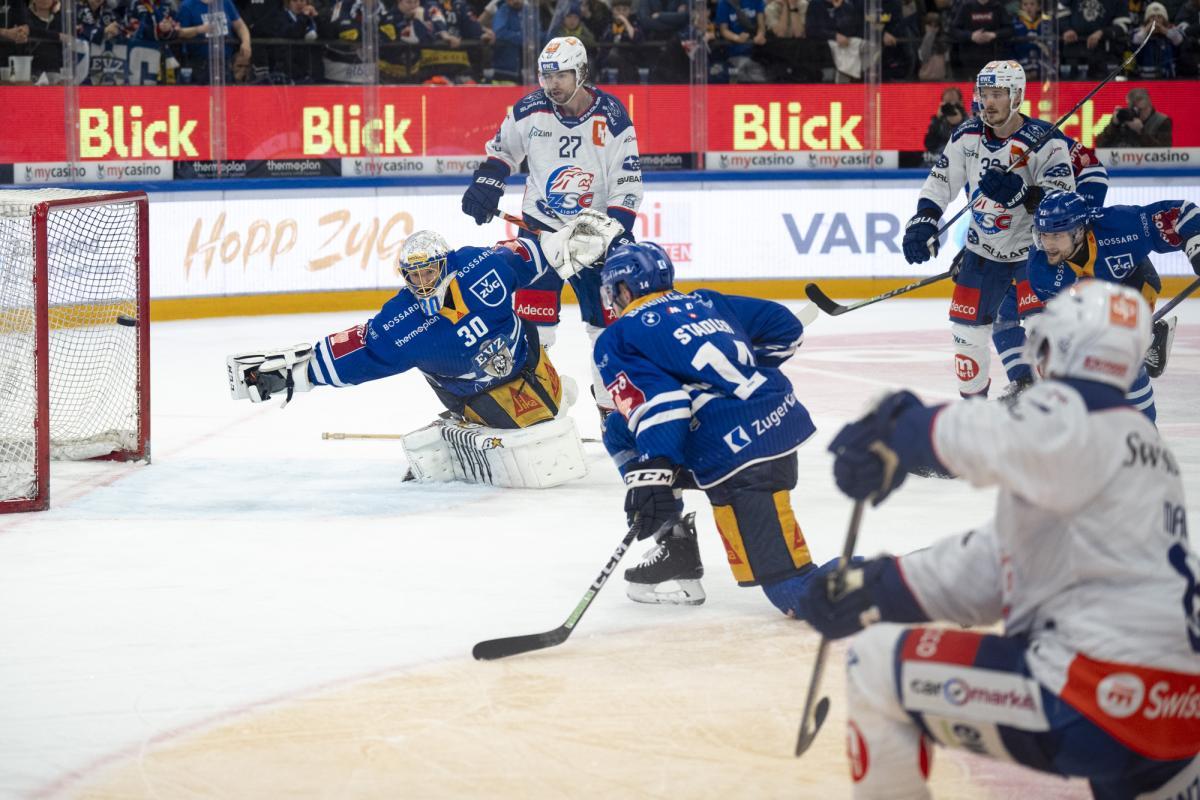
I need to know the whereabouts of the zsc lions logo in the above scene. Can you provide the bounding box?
[969,187,1012,234]
[468,268,507,307]
[544,165,595,217]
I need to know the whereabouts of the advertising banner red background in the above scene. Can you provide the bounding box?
[1,81,1195,162]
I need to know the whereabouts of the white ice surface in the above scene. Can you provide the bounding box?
[0,298,1198,798]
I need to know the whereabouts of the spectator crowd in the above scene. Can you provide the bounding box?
[0,0,1197,84]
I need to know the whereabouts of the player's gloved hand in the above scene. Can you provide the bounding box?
[542,210,624,279]
[827,391,924,506]
[623,456,679,540]
[461,159,508,225]
[803,557,897,639]
[902,212,940,264]
[227,344,314,408]
[1022,185,1045,214]
[978,167,1029,209]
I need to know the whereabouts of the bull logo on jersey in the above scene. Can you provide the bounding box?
[606,371,645,417]
[1104,253,1136,280]
[969,188,1013,234]
[544,165,596,217]
[468,269,506,307]
[1152,208,1183,246]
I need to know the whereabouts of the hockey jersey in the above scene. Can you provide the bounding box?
[483,86,643,232]
[920,115,1075,263]
[897,381,1200,757]
[307,238,552,398]
[1028,200,1200,301]
[593,289,814,488]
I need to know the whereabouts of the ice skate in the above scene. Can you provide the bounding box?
[624,512,706,606]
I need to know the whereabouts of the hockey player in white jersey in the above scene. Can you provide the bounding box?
[804,281,1200,799]
[461,36,640,415]
[902,60,1075,399]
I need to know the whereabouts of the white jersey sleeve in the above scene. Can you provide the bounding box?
[917,122,971,215]
[932,383,1104,514]
[484,107,529,176]
[897,524,1003,628]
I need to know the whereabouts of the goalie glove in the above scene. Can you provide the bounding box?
[540,210,625,280]
[227,344,315,408]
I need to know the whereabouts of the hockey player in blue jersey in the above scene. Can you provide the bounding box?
[227,213,614,425]
[593,242,833,613]
[1023,189,1200,420]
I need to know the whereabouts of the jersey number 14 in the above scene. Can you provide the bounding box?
[691,341,765,400]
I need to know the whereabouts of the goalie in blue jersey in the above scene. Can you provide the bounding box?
[593,242,835,612]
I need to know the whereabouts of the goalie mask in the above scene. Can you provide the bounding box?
[399,231,453,316]
[538,37,588,107]
[600,242,675,313]
[974,60,1025,130]
[1025,280,1152,391]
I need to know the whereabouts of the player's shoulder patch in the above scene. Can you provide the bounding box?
[1014,116,1053,146]
[593,88,633,134]
[513,89,552,121]
[949,117,983,142]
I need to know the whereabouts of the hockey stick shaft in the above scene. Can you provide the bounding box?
[472,518,642,660]
[1155,276,1200,322]
[324,430,602,444]
[805,270,954,316]
[795,499,865,757]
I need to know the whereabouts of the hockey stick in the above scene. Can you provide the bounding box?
[805,270,954,317]
[323,431,602,444]
[1154,276,1200,322]
[795,499,865,757]
[804,29,1157,319]
[472,517,643,660]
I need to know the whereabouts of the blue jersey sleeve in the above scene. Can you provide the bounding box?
[490,236,552,288]
[1140,200,1200,257]
[702,291,805,367]
[594,329,690,466]
[308,295,420,387]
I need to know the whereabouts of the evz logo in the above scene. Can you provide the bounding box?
[1043,163,1071,178]
[1104,252,1136,279]
[468,269,506,307]
[544,165,595,217]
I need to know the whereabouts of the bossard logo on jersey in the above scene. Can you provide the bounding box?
[1104,252,1136,279]
[544,165,595,217]
[468,269,506,307]
[723,426,751,453]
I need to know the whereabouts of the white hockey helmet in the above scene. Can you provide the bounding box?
[538,36,588,89]
[1025,280,1152,391]
[398,230,453,316]
[975,60,1026,127]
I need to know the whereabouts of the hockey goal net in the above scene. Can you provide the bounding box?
[0,189,150,513]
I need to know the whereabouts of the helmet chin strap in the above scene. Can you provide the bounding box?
[549,70,585,108]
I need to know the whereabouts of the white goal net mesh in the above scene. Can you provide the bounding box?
[0,189,145,506]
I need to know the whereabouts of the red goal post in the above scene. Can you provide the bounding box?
[0,189,150,513]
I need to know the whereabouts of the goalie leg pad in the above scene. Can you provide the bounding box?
[951,322,992,397]
[227,344,314,406]
[402,416,588,488]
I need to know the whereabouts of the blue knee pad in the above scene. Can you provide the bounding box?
[993,286,1031,382]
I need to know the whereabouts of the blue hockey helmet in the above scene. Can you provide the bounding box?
[1035,190,1091,235]
[600,242,675,312]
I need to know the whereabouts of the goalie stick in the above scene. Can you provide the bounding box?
[803,27,1157,319]
[795,499,865,757]
[472,517,643,660]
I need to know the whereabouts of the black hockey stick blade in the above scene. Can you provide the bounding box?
[472,519,643,661]
[794,696,831,756]
[804,282,849,316]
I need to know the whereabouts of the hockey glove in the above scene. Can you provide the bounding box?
[978,167,1029,209]
[803,556,929,640]
[827,391,934,506]
[1022,185,1045,215]
[1145,316,1177,379]
[541,210,624,279]
[902,212,940,264]
[227,344,314,408]
[623,456,680,540]
[461,159,509,225]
